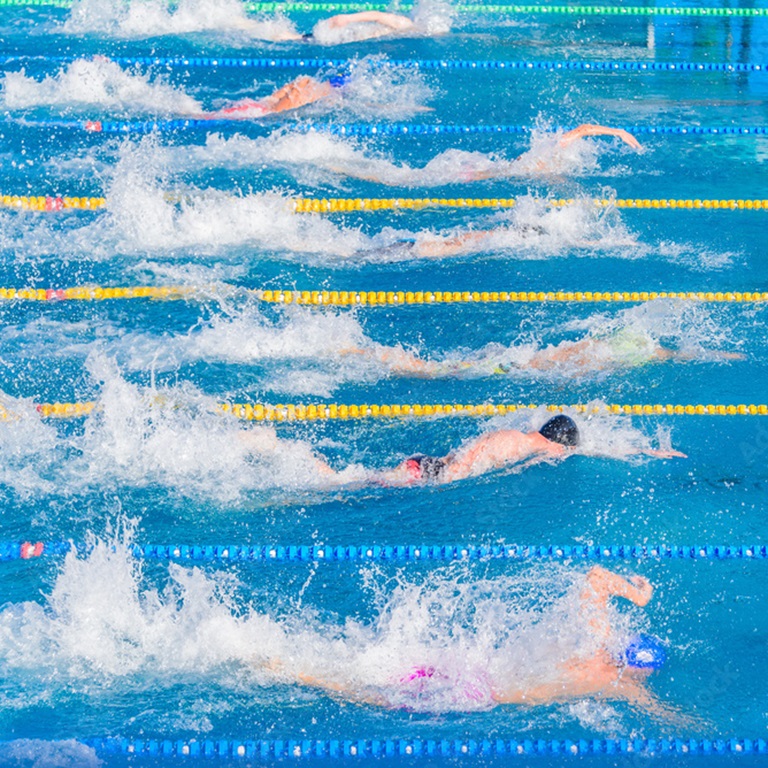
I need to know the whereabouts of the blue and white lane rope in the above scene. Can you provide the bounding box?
[14,118,768,136]
[76,736,768,759]
[6,541,768,562]
[2,54,767,73]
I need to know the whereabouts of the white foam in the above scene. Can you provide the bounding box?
[0,393,60,498]
[114,306,391,395]
[320,57,435,121]
[64,0,298,41]
[71,140,369,258]
[72,354,354,498]
[482,406,678,461]
[0,739,102,767]
[1,59,201,115]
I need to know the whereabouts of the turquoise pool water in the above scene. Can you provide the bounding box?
[0,1,767,764]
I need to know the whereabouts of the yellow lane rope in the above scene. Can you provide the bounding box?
[4,195,768,213]
[256,289,768,305]
[0,286,197,301]
[0,195,106,211]
[24,401,768,421]
[0,286,766,304]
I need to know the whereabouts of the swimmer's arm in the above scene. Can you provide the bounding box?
[615,680,697,726]
[491,679,572,705]
[268,76,334,113]
[655,347,746,363]
[297,672,390,707]
[580,567,653,639]
[327,11,415,30]
[583,566,654,608]
[637,448,688,458]
[557,124,642,150]
[339,345,437,376]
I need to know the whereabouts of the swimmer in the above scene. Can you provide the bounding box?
[205,73,349,119]
[238,11,429,44]
[341,326,745,377]
[301,11,418,43]
[267,565,680,718]
[329,124,642,186]
[367,224,626,260]
[373,414,685,486]
[263,415,685,487]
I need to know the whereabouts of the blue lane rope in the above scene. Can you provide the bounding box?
[1,53,766,74]
[13,118,768,136]
[77,736,768,758]
[6,541,768,562]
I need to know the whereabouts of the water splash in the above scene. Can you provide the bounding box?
[68,139,369,258]
[0,740,101,768]
[73,354,363,499]
[63,0,298,41]
[306,57,435,121]
[1,59,201,115]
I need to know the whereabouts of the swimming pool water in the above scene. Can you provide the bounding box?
[0,1,768,765]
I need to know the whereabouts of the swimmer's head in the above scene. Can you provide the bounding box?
[327,73,351,89]
[538,415,579,447]
[622,634,666,670]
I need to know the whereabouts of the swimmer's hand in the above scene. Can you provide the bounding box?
[644,448,688,459]
[628,575,653,606]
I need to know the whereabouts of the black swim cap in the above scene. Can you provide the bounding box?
[539,415,579,447]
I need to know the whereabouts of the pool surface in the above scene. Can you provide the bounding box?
[0,0,767,765]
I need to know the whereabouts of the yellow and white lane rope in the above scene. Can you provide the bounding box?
[0,286,766,304]
[256,289,768,306]
[5,194,768,213]
[0,286,197,301]
[21,401,768,421]
[0,195,106,211]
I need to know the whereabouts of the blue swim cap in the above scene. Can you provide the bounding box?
[328,73,351,89]
[622,635,666,670]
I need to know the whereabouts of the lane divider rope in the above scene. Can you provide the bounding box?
[5,194,768,213]
[219,402,768,419]
[13,118,768,136]
[21,401,768,421]
[243,3,768,16]
[253,289,768,305]
[7,541,768,562]
[0,195,105,211]
[3,53,766,74]
[291,196,768,212]
[3,0,768,17]
[0,285,764,304]
[72,736,768,758]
